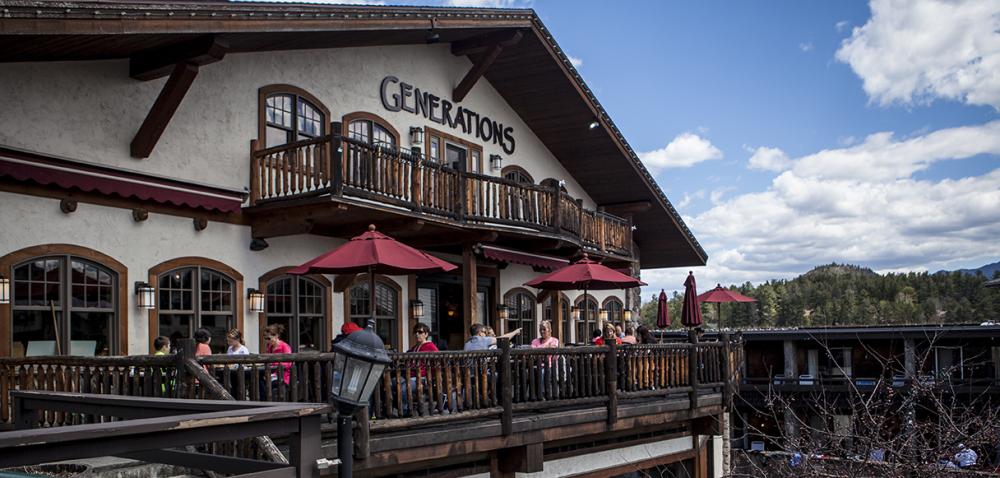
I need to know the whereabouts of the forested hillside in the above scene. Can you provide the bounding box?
[641,264,1000,329]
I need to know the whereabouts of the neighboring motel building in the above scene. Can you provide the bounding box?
[0,3,719,476]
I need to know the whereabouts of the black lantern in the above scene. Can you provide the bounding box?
[248,288,265,313]
[0,274,8,304]
[497,303,510,321]
[409,126,424,146]
[135,281,155,310]
[331,320,390,478]
[410,299,424,319]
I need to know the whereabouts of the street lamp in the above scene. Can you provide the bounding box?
[330,320,390,478]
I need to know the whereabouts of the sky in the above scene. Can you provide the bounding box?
[262,0,1000,297]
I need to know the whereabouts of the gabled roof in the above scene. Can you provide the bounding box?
[0,0,707,268]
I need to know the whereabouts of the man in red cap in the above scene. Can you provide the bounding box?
[332,321,363,349]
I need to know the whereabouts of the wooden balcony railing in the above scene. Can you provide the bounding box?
[250,135,633,256]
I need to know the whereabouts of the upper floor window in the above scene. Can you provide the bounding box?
[425,127,482,173]
[11,256,119,356]
[259,85,329,148]
[345,112,398,151]
[502,166,533,184]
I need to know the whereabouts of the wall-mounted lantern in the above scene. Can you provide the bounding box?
[571,306,580,321]
[409,126,424,146]
[410,299,424,320]
[248,288,265,313]
[598,308,608,322]
[498,304,510,321]
[135,281,155,310]
[489,154,503,171]
[0,275,9,304]
[623,309,633,322]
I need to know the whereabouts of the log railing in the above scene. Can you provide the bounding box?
[249,134,632,255]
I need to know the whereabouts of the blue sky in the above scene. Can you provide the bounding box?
[286,0,1000,295]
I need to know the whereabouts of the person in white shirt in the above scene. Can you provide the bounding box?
[955,443,978,468]
[226,328,249,355]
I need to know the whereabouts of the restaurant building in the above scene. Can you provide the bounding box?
[0,2,726,477]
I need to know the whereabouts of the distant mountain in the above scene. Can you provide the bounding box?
[936,261,1000,278]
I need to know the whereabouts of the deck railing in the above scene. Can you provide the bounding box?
[250,135,632,255]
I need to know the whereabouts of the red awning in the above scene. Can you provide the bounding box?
[479,245,569,271]
[0,147,245,213]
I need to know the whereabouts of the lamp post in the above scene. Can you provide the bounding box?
[330,320,390,478]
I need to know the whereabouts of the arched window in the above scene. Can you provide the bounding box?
[505,288,536,347]
[575,294,599,344]
[344,112,398,150]
[264,274,328,353]
[603,297,624,325]
[9,254,121,357]
[158,266,236,354]
[259,85,329,148]
[348,275,400,350]
[502,165,533,184]
[543,292,571,343]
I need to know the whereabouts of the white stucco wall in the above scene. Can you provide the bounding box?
[0,44,595,207]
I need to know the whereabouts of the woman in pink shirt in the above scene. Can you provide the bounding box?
[262,324,293,398]
[531,320,559,348]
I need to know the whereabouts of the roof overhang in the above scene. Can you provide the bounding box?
[0,0,707,269]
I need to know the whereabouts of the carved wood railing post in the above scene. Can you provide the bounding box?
[175,339,196,399]
[688,331,699,409]
[249,139,260,205]
[354,405,371,460]
[499,338,513,436]
[576,199,584,240]
[605,340,618,425]
[331,136,343,197]
[456,168,467,223]
[550,183,561,234]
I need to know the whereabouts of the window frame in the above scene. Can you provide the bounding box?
[574,294,599,344]
[342,112,400,151]
[501,165,534,184]
[258,84,330,149]
[424,127,483,172]
[504,288,537,347]
[344,274,402,351]
[602,296,625,325]
[259,267,332,353]
[542,292,571,344]
[147,257,243,354]
[0,244,128,357]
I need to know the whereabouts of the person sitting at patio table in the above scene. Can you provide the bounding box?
[260,324,292,400]
[464,323,521,350]
[621,325,637,344]
[531,321,559,348]
[402,323,438,415]
[594,323,622,346]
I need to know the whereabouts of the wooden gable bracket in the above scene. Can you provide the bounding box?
[451,30,524,103]
[129,36,228,159]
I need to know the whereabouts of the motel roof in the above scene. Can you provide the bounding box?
[0,0,707,269]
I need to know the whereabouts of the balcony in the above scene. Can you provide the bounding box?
[247,135,633,259]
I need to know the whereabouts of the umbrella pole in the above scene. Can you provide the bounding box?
[718,302,722,330]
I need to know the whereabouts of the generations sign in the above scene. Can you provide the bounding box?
[380,75,516,155]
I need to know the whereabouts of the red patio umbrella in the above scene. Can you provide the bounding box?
[698,284,757,329]
[656,289,670,329]
[680,272,702,328]
[289,225,457,333]
[524,253,646,340]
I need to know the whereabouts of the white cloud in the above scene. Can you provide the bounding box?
[835,20,850,32]
[568,55,583,68]
[639,133,724,171]
[799,42,814,52]
[640,121,1000,297]
[836,0,1000,109]
[746,146,792,172]
[676,190,706,210]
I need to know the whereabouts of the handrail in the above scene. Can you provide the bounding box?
[249,133,634,255]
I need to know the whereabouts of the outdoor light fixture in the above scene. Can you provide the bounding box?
[489,154,503,171]
[409,126,424,146]
[331,320,391,478]
[498,304,510,321]
[249,238,269,251]
[588,120,600,130]
[598,308,608,322]
[248,288,265,313]
[0,275,8,304]
[134,282,155,310]
[571,306,580,321]
[410,299,424,319]
[623,309,633,322]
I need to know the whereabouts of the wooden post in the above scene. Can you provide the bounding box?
[550,184,561,233]
[13,394,39,430]
[499,337,513,436]
[289,414,322,478]
[598,209,607,252]
[249,139,260,205]
[331,135,343,197]
[354,406,370,459]
[576,199,584,238]
[606,340,618,425]
[689,330,699,409]
[720,332,732,409]
[175,338,197,399]
[456,168,467,223]
[554,293,564,345]
[462,244,478,332]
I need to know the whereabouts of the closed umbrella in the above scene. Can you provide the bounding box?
[680,272,702,328]
[656,290,670,329]
[525,253,646,339]
[289,225,457,336]
[697,284,757,329]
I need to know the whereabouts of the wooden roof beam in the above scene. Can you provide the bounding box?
[450,29,525,57]
[600,201,652,218]
[130,62,199,159]
[452,30,523,102]
[129,35,228,81]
